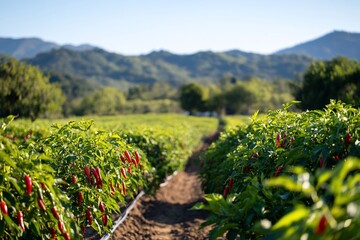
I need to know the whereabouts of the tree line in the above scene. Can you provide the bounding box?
[0,55,359,120]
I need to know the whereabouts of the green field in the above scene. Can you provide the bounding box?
[0,113,218,239]
[11,113,218,135]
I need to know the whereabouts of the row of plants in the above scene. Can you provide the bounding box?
[1,117,151,239]
[197,100,360,239]
[119,125,201,190]
[1,114,218,239]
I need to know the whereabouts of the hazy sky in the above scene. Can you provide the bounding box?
[1,0,359,55]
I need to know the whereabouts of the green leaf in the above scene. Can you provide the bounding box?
[191,202,205,210]
[1,115,15,131]
[8,177,22,195]
[0,152,17,168]
[316,170,332,189]
[272,205,309,230]
[290,166,307,175]
[213,223,239,239]
[331,157,360,194]
[265,176,302,192]
[30,219,41,236]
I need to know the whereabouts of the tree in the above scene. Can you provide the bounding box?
[179,83,206,114]
[0,56,64,120]
[79,87,126,115]
[295,57,360,110]
[223,84,256,114]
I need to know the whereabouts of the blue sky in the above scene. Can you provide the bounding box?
[0,0,359,55]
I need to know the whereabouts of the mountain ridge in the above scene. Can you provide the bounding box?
[276,30,360,60]
[1,30,359,89]
[0,37,97,59]
[24,47,314,88]
[1,30,360,60]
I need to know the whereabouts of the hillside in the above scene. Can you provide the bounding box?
[0,37,96,59]
[276,30,360,61]
[25,48,313,88]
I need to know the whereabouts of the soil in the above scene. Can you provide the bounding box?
[108,132,220,240]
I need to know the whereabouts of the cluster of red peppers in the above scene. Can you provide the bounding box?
[0,175,72,239]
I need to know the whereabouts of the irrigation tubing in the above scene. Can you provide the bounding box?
[100,171,178,240]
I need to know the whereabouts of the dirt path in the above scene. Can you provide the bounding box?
[111,133,219,240]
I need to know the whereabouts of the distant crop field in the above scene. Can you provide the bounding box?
[11,113,218,136]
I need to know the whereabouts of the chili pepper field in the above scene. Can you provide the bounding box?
[1,101,360,239]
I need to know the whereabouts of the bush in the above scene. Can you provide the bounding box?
[197,100,360,239]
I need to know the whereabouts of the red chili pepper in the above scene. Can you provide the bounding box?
[1,201,8,215]
[41,182,46,190]
[120,155,126,164]
[314,215,327,234]
[229,178,234,190]
[274,166,283,177]
[252,152,259,158]
[86,209,93,225]
[63,232,71,240]
[120,168,127,179]
[122,182,126,196]
[52,207,60,219]
[58,220,64,234]
[128,165,133,176]
[38,198,46,211]
[78,192,83,206]
[245,164,251,173]
[92,168,102,188]
[110,183,115,195]
[345,133,351,147]
[50,228,56,239]
[131,158,138,169]
[99,201,105,213]
[71,176,77,184]
[24,175,32,196]
[17,211,25,232]
[102,214,108,226]
[135,151,141,164]
[276,134,282,148]
[223,186,229,198]
[95,167,102,188]
[290,137,295,142]
[84,166,92,183]
[124,150,132,163]
[319,157,325,168]
[91,168,98,181]
[81,225,85,235]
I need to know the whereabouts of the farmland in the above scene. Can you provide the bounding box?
[1,101,360,239]
[0,114,217,239]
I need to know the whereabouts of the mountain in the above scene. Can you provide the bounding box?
[25,47,313,88]
[0,37,96,59]
[276,30,360,61]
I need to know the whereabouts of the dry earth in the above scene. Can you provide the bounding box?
[109,133,219,240]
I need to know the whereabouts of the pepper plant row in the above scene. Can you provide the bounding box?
[0,115,217,239]
[0,118,152,239]
[197,100,360,239]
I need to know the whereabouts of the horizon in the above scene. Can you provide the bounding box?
[1,1,359,55]
[0,29,357,57]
